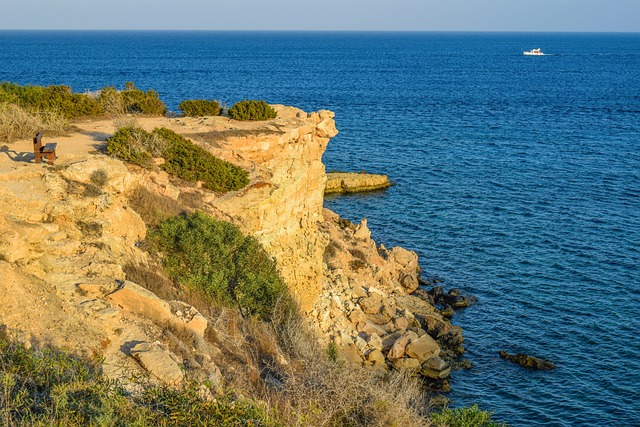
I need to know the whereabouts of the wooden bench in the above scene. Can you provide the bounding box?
[33,131,57,165]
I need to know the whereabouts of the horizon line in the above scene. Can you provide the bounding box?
[1,29,639,34]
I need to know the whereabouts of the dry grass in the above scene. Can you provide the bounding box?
[0,102,68,143]
[127,186,187,228]
[262,310,431,427]
[203,302,431,427]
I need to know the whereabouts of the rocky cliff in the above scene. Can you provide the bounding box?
[0,106,463,387]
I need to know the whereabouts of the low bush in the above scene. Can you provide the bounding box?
[108,126,249,192]
[0,82,103,119]
[121,82,166,115]
[0,82,166,122]
[106,126,156,168]
[154,127,249,192]
[179,99,221,117]
[228,100,277,121]
[430,404,509,427]
[0,326,282,426]
[149,211,290,320]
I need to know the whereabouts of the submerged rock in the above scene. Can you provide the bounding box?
[499,350,556,370]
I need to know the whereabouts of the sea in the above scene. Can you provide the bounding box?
[1,31,639,427]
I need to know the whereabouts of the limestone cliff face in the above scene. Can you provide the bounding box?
[207,106,338,311]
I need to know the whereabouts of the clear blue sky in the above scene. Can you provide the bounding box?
[2,0,639,32]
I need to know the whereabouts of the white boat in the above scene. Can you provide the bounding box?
[523,48,544,56]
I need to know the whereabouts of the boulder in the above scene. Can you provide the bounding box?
[108,281,207,338]
[365,333,383,351]
[359,294,384,315]
[130,342,184,386]
[392,316,409,331]
[381,331,404,352]
[391,357,421,372]
[359,320,387,337]
[367,349,387,366]
[405,333,440,363]
[387,334,411,360]
[338,343,364,366]
[499,350,556,370]
[420,356,450,379]
[348,308,366,324]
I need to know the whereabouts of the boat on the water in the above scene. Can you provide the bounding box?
[523,48,544,56]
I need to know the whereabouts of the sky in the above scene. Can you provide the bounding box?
[1,0,639,32]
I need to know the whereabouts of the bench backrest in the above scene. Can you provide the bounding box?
[34,132,43,151]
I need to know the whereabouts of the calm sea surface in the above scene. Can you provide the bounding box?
[1,31,639,426]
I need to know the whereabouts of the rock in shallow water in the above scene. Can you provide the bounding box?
[499,350,556,370]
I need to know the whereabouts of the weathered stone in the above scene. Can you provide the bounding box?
[130,342,184,386]
[420,356,450,379]
[108,281,173,324]
[348,308,366,324]
[354,335,367,353]
[499,350,556,370]
[367,349,387,366]
[359,294,384,315]
[393,316,409,331]
[367,312,391,325]
[400,273,419,293]
[406,333,440,363]
[366,333,383,351]
[338,343,364,366]
[359,321,387,337]
[350,284,368,299]
[381,331,404,352]
[391,357,421,372]
[387,334,411,360]
[108,281,207,338]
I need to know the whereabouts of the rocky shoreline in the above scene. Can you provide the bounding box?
[325,172,391,195]
[311,209,468,390]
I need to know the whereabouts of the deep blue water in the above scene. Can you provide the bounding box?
[1,31,639,426]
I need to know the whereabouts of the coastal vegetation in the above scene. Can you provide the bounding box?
[229,99,277,121]
[0,82,166,142]
[430,405,508,427]
[121,191,432,427]
[149,211,290,320]
[106,126,249,192]
[0,326,280,427]
[179,99,222,117]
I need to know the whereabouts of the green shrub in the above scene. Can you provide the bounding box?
[154,127,249,192]
[107,126,248,192]
[121,83,166,115]
[430,404,509,427]
[0,327,282,426]
[228,100,277,121]
[106,126,155,168]
[0,82,103,119]
[179,99,221,117]
[150,211,290,320]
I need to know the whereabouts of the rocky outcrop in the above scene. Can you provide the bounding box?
[107,281,207,338]
[311,209,462,384]
[325,172,391,195]
[499,350,556,370]
[203,106,338,311]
